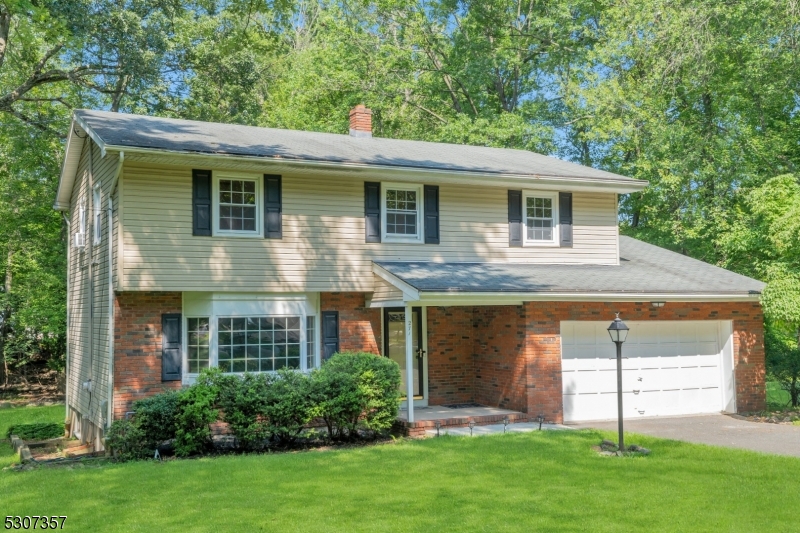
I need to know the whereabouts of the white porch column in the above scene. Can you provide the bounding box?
[405,303,415,423]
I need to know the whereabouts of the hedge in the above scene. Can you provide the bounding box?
[106,351,401,460]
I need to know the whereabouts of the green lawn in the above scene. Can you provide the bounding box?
[2,405,799,532]
[0,404,64,468]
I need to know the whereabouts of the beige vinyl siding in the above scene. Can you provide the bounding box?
[67,141,119,429]
[371,275,404,304]
[121,163,619,292]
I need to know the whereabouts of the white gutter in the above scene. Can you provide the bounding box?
[413,292,762,305]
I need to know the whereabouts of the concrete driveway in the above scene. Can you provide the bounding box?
[570,414,800,457]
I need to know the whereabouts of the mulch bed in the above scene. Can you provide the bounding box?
[736,411,800,425]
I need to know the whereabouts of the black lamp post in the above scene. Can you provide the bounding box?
[607,313,630,451]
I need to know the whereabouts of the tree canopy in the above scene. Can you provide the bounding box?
[1,0,798,394]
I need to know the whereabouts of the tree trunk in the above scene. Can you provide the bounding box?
[0,247,11,389]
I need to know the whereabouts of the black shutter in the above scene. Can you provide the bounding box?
[264,174,282,239]
[424,185,440,244]
[559,192,573,247]
[508,190,523,247]
[192,170,212,236]
[161,313,182,381]
[321,311,339,362]
[364,182,381,243]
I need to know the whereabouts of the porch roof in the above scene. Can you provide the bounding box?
[373,236,764,304]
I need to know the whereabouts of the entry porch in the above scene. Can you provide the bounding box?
[394,404,529,438]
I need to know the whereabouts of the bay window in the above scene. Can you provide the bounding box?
[182,294,319,379]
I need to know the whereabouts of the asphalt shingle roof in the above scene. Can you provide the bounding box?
[376,236,764,295]
[74,109,640,183]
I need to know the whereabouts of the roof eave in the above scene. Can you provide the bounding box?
[109,144,649,194]
[54,113,109,212]
[409,291,761,305]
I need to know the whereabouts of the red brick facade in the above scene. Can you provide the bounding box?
[320,292,381,353]
[113,292,182,419]
[112,291,765,423]
[520,301,766,422]
[427,306,474,405]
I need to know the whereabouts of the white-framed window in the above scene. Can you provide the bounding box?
[182,294,320,379]
[217,316,302,372]
[382,183,423,242]
[306,316,316,370]
[93,186,102,245]
[78,202,86,235]
[186,317,210,373]
[213,173,261,237]
[524,191,559,246]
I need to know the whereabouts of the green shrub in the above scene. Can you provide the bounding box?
[264,368,314,444]
[219,370,314,449]
[105,419,148,460]
[131,390,180,450]
[6,422,63,440]
[174,368,222,457]
[218,372,271,451]
[312,352,401,440]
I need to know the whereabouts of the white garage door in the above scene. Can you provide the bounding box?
[561,321,734,422]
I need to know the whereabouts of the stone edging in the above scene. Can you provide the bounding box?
[9,435,34,464]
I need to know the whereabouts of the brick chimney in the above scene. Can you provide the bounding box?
[349,104,372,138]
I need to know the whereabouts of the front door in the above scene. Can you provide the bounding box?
[384,307,424,400]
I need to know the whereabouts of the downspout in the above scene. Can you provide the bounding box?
[63,212,70,426]
[110,151,124,195]
[87,141,94,426]
[106,196,114,429]
[106,152,123,429]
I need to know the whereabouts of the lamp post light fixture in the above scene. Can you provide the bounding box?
[468,419,475,437]
[434,420,442,437]
[607,313,630,451]
[503,416,509,433]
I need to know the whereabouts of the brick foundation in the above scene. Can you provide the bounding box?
[110,291,765,424]
[113,291,182,419]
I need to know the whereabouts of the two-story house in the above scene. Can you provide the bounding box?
[55,106,765,447]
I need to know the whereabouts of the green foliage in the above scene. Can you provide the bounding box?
[174,368,221,457]
[5,421,62,440]
[312,351,401,440]
[105,418,148,461]
[263,368,314,444]
[218,369,315,449]
[217,372,271,451]
[764,324,800,408]
[131,390,180,451]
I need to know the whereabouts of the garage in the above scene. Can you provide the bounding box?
[561,321,736,422]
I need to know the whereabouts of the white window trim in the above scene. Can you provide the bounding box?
[381,182,424,243]
[523,190,559,247]
[183,312,319,378]
[78,201,86,236]
[92,185,102,245]
[212,171,262,238]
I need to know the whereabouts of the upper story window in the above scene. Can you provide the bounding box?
[214,174,261,236]
[93,186,102,245]
[524,192,559,246]
[382,184,423,243]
